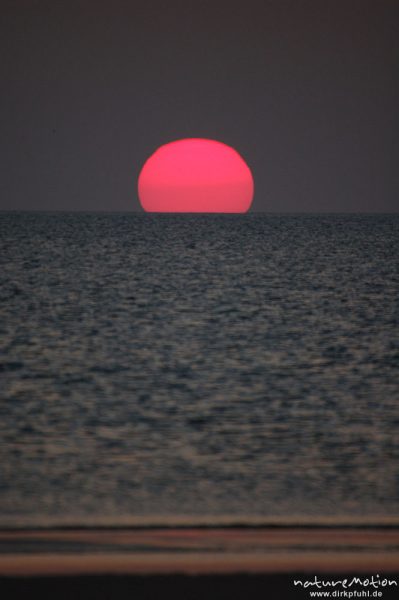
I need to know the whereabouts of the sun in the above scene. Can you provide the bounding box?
[138,138,254,213]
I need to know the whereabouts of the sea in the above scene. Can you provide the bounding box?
[0,212,398,529]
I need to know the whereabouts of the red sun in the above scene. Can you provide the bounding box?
[138,138,254,213]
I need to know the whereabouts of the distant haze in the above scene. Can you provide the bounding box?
[1,0,398,213]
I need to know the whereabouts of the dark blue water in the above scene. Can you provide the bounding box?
[0,213,398,527]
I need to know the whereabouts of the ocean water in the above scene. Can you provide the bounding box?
[0,212,398,528]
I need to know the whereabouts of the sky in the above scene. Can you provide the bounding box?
[1,0,398,213]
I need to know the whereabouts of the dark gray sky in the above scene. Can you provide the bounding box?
[1,0,398,212]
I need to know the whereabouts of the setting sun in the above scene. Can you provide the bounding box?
[138,138,254,213]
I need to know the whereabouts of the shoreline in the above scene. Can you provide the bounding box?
[1,526,398,598]
[1,526,398,576]
[2,514,399,530]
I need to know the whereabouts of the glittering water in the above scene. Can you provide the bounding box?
[0,212,398,527]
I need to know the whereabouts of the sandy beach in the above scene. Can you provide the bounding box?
[1,527,398,598]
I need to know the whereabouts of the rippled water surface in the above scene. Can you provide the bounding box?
[0,213,398,526]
